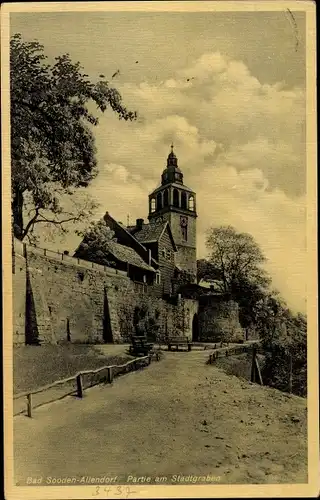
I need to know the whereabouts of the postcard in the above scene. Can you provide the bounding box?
[1,1,318,499]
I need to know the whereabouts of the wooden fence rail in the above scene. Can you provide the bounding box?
[207,342,264,386]
[207,342,262,362]
[14,355,151,417]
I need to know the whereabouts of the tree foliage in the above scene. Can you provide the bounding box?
[74,219,117,267]
[255,295,307,397]
[133,304,161,343]
[196,258,222,284]
[205,226,269,293]
[174,268,197,290]
[203,226,271,326]
[11,33,137,242]
[202,225,307,396]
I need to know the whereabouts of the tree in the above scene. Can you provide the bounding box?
[203,226,307,396]
[11,34,137,242]
[256,297,307,397]
[248,290,307,397]
[204,226,271,326]
[230,274,272,328]
[173,268,197,290]
[205,226,269,293]
[74,219,117,266]
[133,304,161,343]
[196,258,222,284]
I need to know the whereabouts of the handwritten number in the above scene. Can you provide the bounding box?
[125,486,133,498]
[91,485,137,497]
[93,485,100,496]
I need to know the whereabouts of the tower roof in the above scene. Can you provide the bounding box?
[162,144,183,185]
[167,143,178,167]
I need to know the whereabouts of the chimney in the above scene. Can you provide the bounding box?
[136,218,144,230]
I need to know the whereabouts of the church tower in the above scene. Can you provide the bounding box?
[148,145,197,278]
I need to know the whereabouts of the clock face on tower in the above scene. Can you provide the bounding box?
[180,216,188,241]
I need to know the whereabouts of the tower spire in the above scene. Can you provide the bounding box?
[160,143,183,184]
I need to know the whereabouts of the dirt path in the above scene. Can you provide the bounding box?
[14,350,307,485]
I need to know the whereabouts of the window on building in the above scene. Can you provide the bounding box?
[157,192,163,210]
[173,188,179,207]
[188,195,195,211]
[181,191,187,209]
[150,198,156,212]
[162,248,166,258]
[181,226,188,241]
[155,271,161,284]
[163,189,169,206]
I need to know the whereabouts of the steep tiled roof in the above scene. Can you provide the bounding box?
[133,222,167,243]
[128,221,177,251]
[104,212,159,268]
[106,241,155,272]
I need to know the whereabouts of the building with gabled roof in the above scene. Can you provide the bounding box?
[75,146,198,297]
[127,218,178,297]
[12,145,243,346]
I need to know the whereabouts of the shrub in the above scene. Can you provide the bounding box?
[260,312,307,397]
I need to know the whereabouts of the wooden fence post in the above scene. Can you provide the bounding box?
[288,354,293,394]
[76,374,83,398]
[255,356,263,385]
[27,393,32,418]
[107,367,113,383]
[251,347,257,383]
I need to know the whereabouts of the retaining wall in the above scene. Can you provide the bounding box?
[12,239,198,345]
[199,294,243,343]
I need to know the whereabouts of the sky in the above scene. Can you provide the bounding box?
[10,10,307,312]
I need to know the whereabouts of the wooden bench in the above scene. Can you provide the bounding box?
[167,337,191,352]
[129,335,153,357]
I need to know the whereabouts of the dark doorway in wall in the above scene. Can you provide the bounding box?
[192,313,199,342]
[103,288,113,343]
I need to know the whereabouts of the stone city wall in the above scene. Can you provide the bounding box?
[12,240,198,345]
[199,294,244,343]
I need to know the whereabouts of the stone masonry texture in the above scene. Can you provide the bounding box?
[12,240,242,345]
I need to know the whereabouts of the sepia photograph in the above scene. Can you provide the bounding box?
[1,1,318,499]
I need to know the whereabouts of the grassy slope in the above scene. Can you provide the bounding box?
[215,352,265,381]
[13,344,132,394]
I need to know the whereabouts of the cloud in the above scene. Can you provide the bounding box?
[84,156,307,312]
[39,50,306,312]
[95,52,305,311]
[193,164,306,312]
[108,51,305,193]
